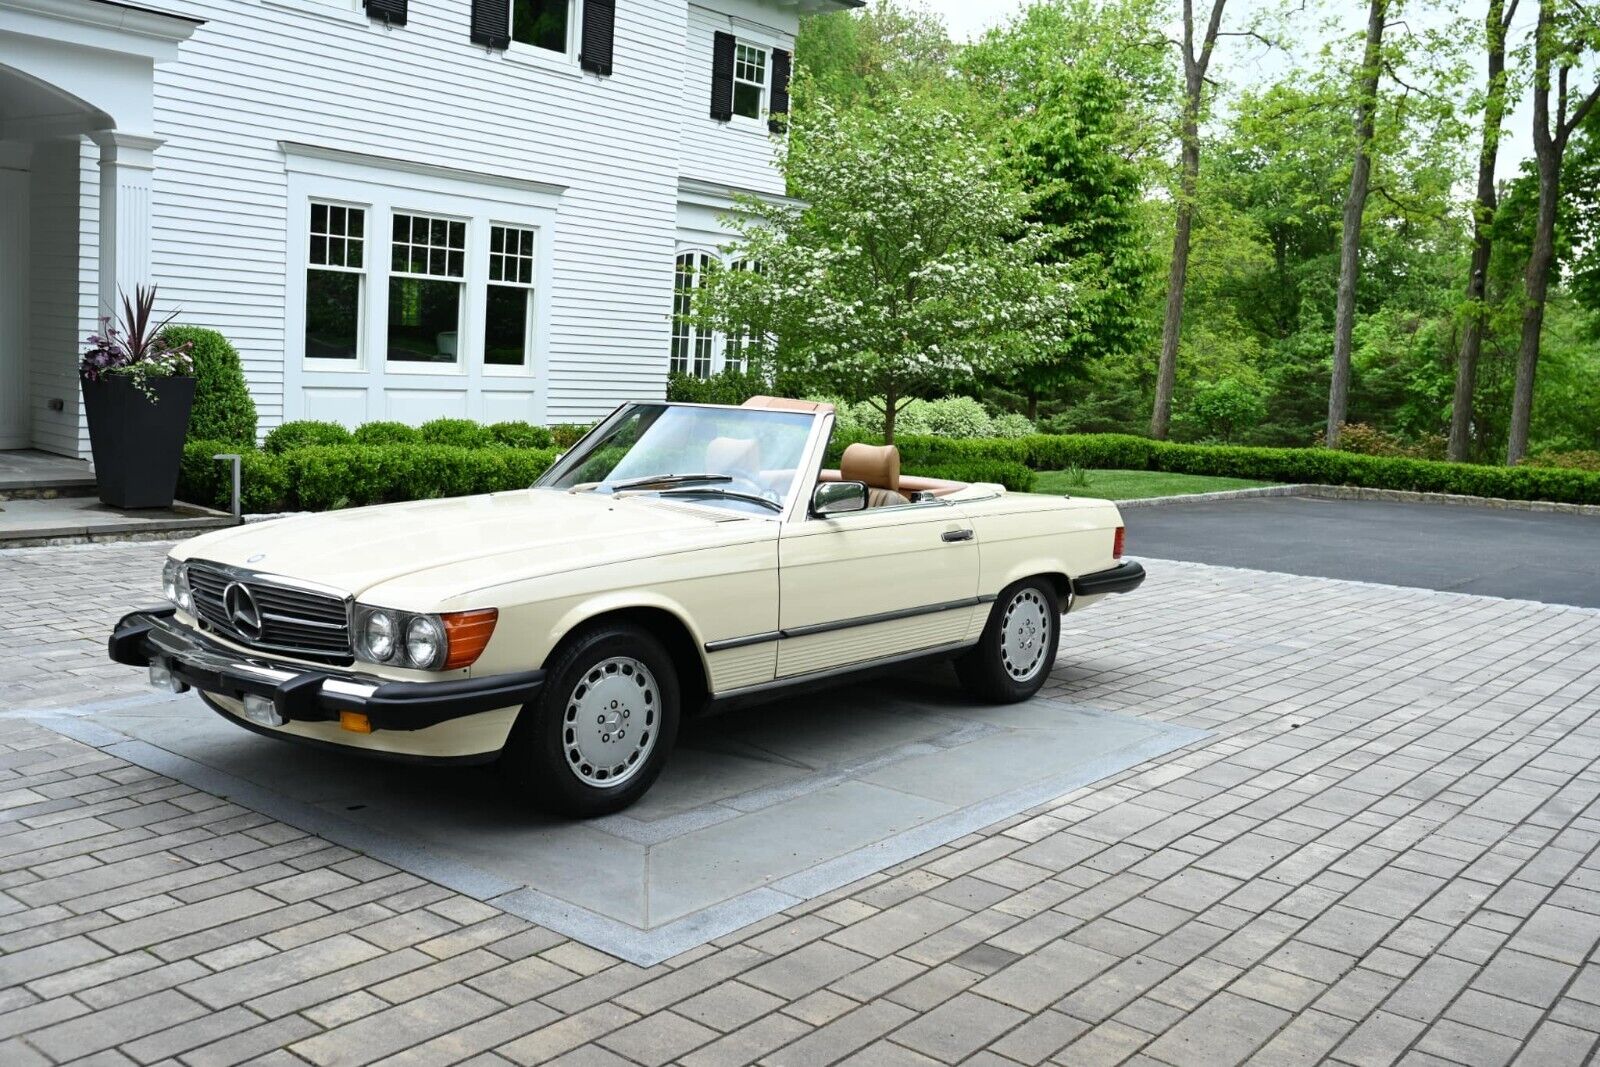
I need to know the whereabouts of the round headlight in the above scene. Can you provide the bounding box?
[173,564,193,612]
[404,615,446,670]
[359,610,397,663]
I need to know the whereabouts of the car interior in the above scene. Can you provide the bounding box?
[701,397,984,510]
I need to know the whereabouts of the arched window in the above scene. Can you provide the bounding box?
[671,251,715,378]
[723,258,763,374]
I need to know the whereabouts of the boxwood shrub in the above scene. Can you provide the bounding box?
[419,417,494,449]
[164,326,257,446]
[489,421,556,450]
[264,420,351,453]
[352,421,420,445]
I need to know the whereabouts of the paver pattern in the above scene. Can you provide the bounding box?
[0,539,1598,1066]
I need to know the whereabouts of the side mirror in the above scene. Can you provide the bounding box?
[812,481,868,517]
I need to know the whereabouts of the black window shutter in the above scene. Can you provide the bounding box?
[364,0,406,25]
[710,31,735,121]
[580,0,616,75]
[768,48,792,132]
[471,0,510,49]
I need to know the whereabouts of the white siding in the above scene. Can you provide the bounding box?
[680,0,794,195]
[26,141,93,458]
[87,0,798,434]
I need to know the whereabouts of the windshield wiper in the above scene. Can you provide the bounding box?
[657,487,783,512]
[608,473,732,492]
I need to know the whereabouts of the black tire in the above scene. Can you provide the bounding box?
[955,577,1061,704]
[501,622,680,817]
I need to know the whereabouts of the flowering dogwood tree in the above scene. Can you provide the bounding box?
[694,95,1077,442]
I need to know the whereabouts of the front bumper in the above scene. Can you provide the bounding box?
[108,608,545,733]
[1072,561,1147,598]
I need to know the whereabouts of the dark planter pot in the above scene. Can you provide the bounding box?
[81,374,196,509]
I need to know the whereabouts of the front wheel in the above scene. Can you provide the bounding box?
[955,578,1061,704]
[501,623,680,817]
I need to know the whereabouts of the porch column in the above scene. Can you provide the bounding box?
[88,130,162,320]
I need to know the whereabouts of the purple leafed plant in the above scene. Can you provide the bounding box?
[81,285,194,399]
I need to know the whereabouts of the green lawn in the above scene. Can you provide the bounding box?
[1034,468,1273,500]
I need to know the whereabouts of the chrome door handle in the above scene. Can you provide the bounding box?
[942,529,974,543]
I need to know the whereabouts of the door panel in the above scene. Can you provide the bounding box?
[0,167,28,449]
[777,504,980,677]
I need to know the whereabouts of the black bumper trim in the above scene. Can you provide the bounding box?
[110,609,544,733]
[1072,561,1147,598]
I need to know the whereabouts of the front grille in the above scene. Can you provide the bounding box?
[186,560,353,664]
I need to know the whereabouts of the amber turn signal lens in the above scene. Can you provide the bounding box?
[441,609,499,670]
[339,711,372,733]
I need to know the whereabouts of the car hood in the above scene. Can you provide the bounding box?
[173,489,759,603]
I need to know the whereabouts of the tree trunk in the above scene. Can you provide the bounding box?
[1026,392,1038,423]
[1448,0,1510,463]
[1507,161,1561,463]
[883,385,898,444]
[1151,129,1197,441]
[1506,0,1600,463]
[1326,0,1387,449]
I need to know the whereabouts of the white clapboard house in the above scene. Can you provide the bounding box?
[0,0,852,457]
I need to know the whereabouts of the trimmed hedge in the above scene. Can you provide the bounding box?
[918,460,1036,493]
[828,430,1600,506]
[179,440,560,513]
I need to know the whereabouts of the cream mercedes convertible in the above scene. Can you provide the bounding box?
[109,397,1145,815]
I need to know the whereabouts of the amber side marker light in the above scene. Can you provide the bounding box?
[441,608,499,671]
[340,711,372,733]
[1114,526,1126,560]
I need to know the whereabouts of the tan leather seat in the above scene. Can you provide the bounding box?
[841,444,910,508]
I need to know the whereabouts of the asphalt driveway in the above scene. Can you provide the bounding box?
[1126,496,1600,608]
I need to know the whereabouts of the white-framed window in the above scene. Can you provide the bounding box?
[512,0,579,56]
[671,250,715,378]
[672,250,767,379]
[723,258,763,373]
[733,43,768,121]
[485,224,536,371]
[387,212,467,367]
[305,202,366,366]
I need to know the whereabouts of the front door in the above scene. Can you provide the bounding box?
[0,164,28,449]
[777,501,981,678]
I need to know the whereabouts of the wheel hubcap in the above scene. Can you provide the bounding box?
[563,656,658,788]
[1000,589,1052,682]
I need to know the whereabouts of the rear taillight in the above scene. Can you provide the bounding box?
[1113,527,1125,559]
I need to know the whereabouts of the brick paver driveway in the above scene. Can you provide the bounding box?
[1,540,1597,1066]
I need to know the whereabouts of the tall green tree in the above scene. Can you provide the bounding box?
[694,96,1075,442]
[1507,0,1600,463]
[959,0,1170,420]
[793,0,954,110]
[1327,0,1390,448]
[1448,0,1521,461]
[1152,0,1255,441]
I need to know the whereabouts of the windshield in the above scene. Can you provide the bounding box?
[537,404,818,515]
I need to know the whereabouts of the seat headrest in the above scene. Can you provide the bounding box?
[706,436,761,474]
[841,443,900,491]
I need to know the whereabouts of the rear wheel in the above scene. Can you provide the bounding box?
[501,623,680,817]
[955,578,1061,703]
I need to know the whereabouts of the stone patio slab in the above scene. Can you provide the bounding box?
[35,672,1204,964]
